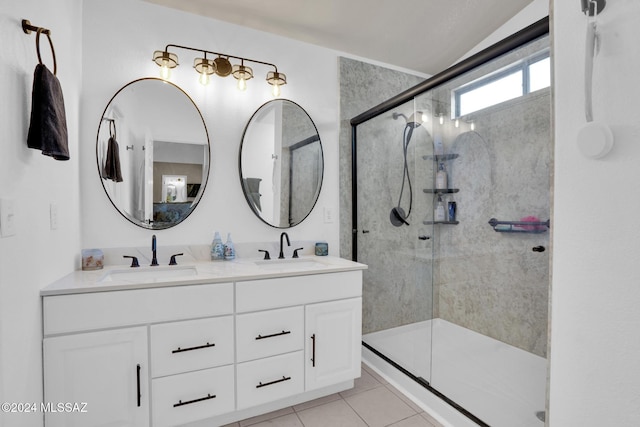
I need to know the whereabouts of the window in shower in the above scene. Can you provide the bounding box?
[453,50,550,117]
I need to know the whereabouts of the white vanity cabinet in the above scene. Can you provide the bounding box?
[305,297,362,391]
[43,327,149,427]
[42,265,364,427]
[42,282,234,427]
[234,270,362,411]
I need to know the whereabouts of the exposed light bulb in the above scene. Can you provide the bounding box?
[160,60,171,80]
[199,70,210,86]
[237,77,247,91]
[272,83,281,97]
[454,119,459,128]
[439,115,444,125]
[421,112,428,123]
[470,121,476,131]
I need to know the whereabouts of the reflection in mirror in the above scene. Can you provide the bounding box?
[240,100,323,228]
[96,78,210,229]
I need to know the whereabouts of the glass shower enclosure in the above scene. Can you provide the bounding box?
[352,19,550,427]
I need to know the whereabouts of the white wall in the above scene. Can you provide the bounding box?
[80,0,340,253]
[549,0,640,425]
[458,0,549,63]
[0,1,82,425]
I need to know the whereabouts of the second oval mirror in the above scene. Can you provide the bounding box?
[239,100,323,228]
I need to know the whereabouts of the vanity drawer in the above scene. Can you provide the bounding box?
[236,271,362,312]
[43,283,233,335]
[236,351,304,410]
[152,364,234,427]
[151,316,234,378]
[236,307,303,362]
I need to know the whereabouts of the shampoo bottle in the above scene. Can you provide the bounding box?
[224,233,235,260]
[434,195,446,222]
[211,232,225,261]
[435,162,448,190]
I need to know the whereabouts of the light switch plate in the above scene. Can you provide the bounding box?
[323,207,334,224]
[50,202,58,230]
[0,198,16,237]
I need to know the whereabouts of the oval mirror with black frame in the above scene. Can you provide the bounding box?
[96,78,210,229]
[239,99,323,228]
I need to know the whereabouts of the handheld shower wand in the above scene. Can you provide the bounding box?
[390,111,424,227]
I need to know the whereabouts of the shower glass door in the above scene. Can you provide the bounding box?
[358,100,435,384]
[423,34,551,427]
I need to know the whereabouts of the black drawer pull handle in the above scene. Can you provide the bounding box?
[255,330,291,340]
[311,334,316,367]
[173,393,216,408]
[136,364,141,407]
[172,342,215,354]
[256,376,291,389]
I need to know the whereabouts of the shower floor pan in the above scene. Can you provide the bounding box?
[363,319,546,427]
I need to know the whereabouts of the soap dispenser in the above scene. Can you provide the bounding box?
[435,162,448,190]
[211,231,225,261]
[224,233,235,260]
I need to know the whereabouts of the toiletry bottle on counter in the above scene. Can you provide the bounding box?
[435,162,447,189]
[211,231,225,261]
[435,195,446,222]
[224,233,235,260]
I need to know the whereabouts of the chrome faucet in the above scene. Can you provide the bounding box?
[151,234,159,266]
[278,232,290,259]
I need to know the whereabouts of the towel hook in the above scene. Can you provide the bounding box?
[21,19,50,35]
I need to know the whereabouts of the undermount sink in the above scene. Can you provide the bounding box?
[99,266,198,283]
[254,258,326,271]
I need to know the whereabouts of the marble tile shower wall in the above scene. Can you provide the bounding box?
[434,91,551,357]
[338,58,428,334]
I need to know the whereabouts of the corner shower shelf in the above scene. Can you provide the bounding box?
[423,220,459,225]
[423,188,459,194]
[488,218,550,234]
[423,154,459,161]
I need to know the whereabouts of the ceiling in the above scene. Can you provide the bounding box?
[143,0,535,75]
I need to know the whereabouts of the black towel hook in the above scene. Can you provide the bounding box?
[22,19,57,75]
[109,120,116,139]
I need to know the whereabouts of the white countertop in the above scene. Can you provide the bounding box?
[41,256,367,296]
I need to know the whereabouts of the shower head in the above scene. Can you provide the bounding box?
[392,111,426,128]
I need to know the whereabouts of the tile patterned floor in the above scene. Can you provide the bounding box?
[223,363,444,427]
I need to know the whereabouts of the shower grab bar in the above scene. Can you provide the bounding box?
[488,218,550,233]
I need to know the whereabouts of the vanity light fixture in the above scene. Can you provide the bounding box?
[266,71,286,97]
[193,56,216,86]
[231,59,253,91]
[152,50,178,80]
[152,44,286,96]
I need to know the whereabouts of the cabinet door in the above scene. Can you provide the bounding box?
[43,327,149,427]
[305,298,362,391]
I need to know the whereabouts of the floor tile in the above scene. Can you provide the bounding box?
[339,368,384,398]
[239,407,295,426]
[296,399,368,427]
[344,386,417,427]
[247,413,303,427]
[292,392,342,412]
[388,414,437,427]
[361,362,388,385]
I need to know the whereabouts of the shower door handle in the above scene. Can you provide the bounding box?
[418,235,430,240]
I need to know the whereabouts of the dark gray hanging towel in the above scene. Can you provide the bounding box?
[102,136,123,182]
[27,63,69,160]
